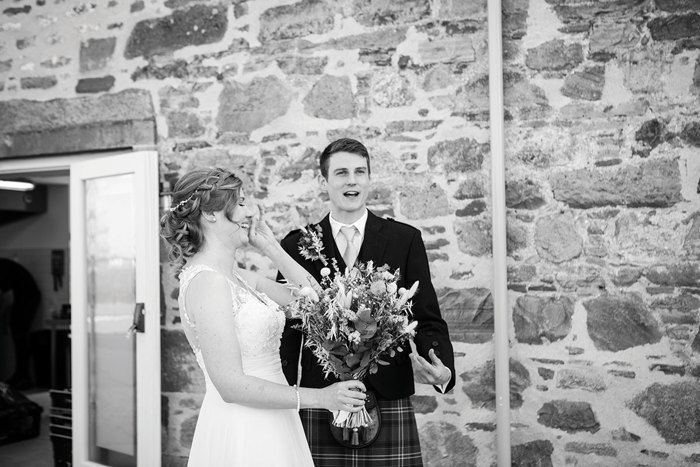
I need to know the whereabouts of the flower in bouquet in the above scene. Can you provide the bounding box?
[282,261,419,436]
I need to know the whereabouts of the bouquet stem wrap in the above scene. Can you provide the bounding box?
[331,384,374,447]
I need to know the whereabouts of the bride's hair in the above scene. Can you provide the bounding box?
[160,167,243,274]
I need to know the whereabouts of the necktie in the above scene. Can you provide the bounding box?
[339,225,359,269]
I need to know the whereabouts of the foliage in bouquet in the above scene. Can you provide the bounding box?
[282,261,418,382]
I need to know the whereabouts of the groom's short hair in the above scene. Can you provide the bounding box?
[319,138,371,179]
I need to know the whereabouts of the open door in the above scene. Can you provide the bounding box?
[70,151,160,467]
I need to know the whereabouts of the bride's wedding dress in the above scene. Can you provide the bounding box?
[179,265,314,466]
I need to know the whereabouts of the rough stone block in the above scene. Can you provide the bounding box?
[503,0,528,40]
[80,37,116,72]
[537,400,600,433]
[550,159,682,208]
[258,1,334,42]
[564,442,617,456]
[652,293,700,324]
[410,395,438,414]
[385,119,441,135]
[434,0,487,19]
[648,13,700,41]
[76,76,116,93]
[217,76,293,135]
[398,182,450,219]
[352,0,431,26]
[303,75,355,120]
[513,295,573,344]
[0,89,156,158]
[166,111,205,138]
[4,5,31,15]
[299,27,407,54]
[454,218,491,256]
[556,369,607,392]
[40,56,71,69]
[681,121,700,147]
[456,200,487,217]
[504,75,550,118]
[629,382,700,444]
[418,36,475,65]
[20,76,57,89]
[656,0,700,12]
[371,72,415,107]
[525,39,583,72]
[428,137,487,173]
[276,56,328,75]
[420,422,477,466]
[634,119,666,151]
[645,262,700,287]
[608,369,636,378]
[421,64,456,92]
[437,287,493,343]
[506,179,545,209]
[545,0,646,26]
[561,66,605,101]
[326,126,383,142]
[462,359,530,410]
[511,439,554,467]
[534,214,582,263]
[589,21,640,59]
[538,368,555,380]
[611,427,641,441]
[584,294,662,351]
[124,4,227,59]
[454,177,485,200]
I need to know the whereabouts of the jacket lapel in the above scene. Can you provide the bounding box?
[358,210,388,266]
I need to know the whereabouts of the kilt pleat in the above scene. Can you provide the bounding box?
[300,397,423,467]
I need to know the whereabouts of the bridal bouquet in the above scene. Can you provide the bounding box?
[281,259,418,442]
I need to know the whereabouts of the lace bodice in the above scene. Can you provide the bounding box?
[178,265,285,361]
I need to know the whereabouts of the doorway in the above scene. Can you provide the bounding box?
[0,151,161,467]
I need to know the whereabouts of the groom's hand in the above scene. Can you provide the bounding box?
[409,339,451,386]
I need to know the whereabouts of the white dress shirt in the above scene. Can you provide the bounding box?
[329,209,368,259]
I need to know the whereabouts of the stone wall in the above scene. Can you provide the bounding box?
[5,0,697,465]
[0,1,497,465]
[505,0,700,466]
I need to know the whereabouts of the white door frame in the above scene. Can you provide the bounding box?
[0,150,161,467]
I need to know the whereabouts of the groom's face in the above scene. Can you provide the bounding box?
[323,151,370,219]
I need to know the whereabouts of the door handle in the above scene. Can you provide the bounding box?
[126,302,146,337]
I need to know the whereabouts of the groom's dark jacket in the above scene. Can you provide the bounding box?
[278,210,456,400]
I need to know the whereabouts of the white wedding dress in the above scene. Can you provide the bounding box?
[179,265,314,467]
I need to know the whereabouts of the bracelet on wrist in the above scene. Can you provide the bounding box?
[293,384,300,411]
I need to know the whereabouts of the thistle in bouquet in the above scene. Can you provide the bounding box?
[283,260,419,439]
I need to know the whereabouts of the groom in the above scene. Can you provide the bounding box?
[278,138,456,466]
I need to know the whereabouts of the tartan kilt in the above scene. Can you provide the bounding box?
[300,397,423,467]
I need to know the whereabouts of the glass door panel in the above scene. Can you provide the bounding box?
[85,174,136,466]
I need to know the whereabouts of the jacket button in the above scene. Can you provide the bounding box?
[432,341,439,347]
[281,360,288,367]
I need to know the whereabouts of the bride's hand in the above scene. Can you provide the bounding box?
[247,206,277,254]
[319,380,367,412]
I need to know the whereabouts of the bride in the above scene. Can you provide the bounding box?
[161,167,366,466]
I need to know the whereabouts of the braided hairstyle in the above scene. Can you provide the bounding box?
[160,167,243,275]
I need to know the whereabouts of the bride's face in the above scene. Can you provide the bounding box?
[208,192,253,249]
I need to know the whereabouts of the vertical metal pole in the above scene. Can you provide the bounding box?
[487,0,511,465]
